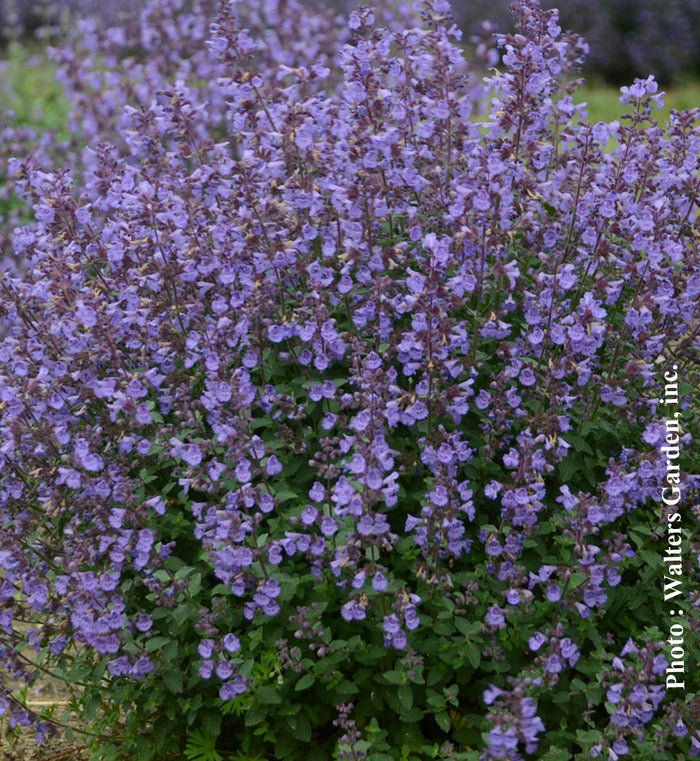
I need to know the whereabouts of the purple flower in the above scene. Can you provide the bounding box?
[545,584,561,602]
[544,655,563,674]
[265,455,283,476]
[428,485,449,507]
[371,572,388,592]
[215,660,234,680]
[198,639,215,659]
[75,302,97,328]
[181,444,203,467]
[108,657,132,677]
[222,634,240,653]
[483,685,503,705]
[612,738,629,756]
[134,614,152,633]
[390,630,407,649]
[235,459,252,483]
[341,600,366,622]
[528,632,547,652]
[485,606,506,628]
[131,656,155,679]
[320,516,338,536]
[382,614,401,635]
[219,675,247,701]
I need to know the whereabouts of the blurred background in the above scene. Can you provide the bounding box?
[1,0,699,85]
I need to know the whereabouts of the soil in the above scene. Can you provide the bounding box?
[2,659,88,761]
[1,732,87,761]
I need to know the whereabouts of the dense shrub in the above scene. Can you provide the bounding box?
[1,1,699,760]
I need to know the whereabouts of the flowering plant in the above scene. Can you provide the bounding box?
[0,1,698,760]
[428,0,700,85]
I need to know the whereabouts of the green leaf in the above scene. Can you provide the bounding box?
[188,573,202,597]
[169,603,192,627]
[552,692,571,704]
[163,668,183,694]
[244,703,266,727]
[426,667,447,687]
[381,670,405,685]
[256,685,282,704]
[287,712,312,742]
[541,747,573,761]
[145,636,171,653]
[153,717,173,750]
[273,488,299,502]
[201,710,221,739]
[174,564,193,580]
[454,617,480,637]
[139,467,158,485]
[400,707,424,723]
[465,642,481,669]
[398,685,413,711]
[435,711,451,733]
[561,435,593,455]
[332,680,359,699]
[294,673,315,691]
[274,732,297,759]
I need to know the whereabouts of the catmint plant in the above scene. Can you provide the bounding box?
[0,1,698,760]
[400,0,700,84]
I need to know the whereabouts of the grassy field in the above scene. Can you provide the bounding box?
[0,42,69,131]
[575,78,700,123]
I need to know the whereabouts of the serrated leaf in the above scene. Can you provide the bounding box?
[256,685,282,704]
[426,667,447,687]
[562,435,593,455]
[435,711,451,733]
[398,685,413,710]
[465,642,480,668]
[333,679,359,699]
[145,636,170,652]
[274,732,297,758]
[401,707,424,723]
[454,617,479,636]
[201,710,222,738]
[172,604,192,627]
[188,573,202,596]
[274,488,298,502]
[294,673,315,691]
[287,712,311,742]
[163,668,183,694]
[174,564,194,580]
[541,747,573,761]
[382,670,404,685]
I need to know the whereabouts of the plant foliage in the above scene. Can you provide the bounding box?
[0,1,699,760]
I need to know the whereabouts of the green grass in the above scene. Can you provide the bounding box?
[0,41,68,132]
[575,78,700,124]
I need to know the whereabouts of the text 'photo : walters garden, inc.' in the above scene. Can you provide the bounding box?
[0,1,698,760]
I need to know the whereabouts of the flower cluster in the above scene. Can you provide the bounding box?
[483,682,546,759]
[0,0,698,759]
